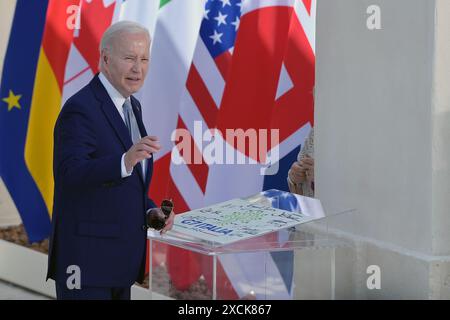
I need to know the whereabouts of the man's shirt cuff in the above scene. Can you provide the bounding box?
[121,153,133,178]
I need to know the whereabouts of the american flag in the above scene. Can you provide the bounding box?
[168,0,244,212]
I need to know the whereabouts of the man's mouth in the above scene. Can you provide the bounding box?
[126,77,141,82]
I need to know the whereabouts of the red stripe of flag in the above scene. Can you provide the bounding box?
[175,117,209,194]
[186,65,219,129]
[214,50,233,80]
[148,152,172,205]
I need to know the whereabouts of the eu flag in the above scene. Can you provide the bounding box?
[0,0,50,242]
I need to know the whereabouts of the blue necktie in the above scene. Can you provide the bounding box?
[122,99,146,178]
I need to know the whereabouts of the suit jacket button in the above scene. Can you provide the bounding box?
[142,225,147,231]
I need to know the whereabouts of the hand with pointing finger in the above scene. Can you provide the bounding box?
[124,135,161,173]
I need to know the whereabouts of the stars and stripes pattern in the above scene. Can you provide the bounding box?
[166,0,243,213]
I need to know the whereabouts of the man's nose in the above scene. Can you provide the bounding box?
[131,60,141,73]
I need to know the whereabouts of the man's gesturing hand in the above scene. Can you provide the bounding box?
[124,136,161,173]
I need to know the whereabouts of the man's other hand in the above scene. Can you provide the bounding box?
[160,210,175,235]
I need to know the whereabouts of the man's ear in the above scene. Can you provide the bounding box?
[101,49,109,65]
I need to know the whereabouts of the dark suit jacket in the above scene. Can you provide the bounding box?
[47,74,156,288]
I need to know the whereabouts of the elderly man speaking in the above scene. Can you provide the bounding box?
[46,21,174,300]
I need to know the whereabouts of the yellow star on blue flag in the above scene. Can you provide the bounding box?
[2,90,22,111]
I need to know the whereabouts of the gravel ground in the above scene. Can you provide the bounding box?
[0,224,49,254]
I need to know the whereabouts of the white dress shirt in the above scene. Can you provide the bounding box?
[98,73,146,178]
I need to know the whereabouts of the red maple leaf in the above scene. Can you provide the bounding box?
[73,0,115,74]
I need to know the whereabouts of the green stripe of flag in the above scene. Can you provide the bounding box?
[160,0,171,9]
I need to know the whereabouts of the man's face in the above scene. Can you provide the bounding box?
[102,32,150,97]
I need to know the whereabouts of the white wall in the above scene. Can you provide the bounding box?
[315,0,437,254]
[431,0,450,255]
[0,0,16,80]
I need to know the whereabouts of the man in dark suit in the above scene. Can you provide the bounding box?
[46,21,174,300]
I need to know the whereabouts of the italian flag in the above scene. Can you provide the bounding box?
[120,0,205,161]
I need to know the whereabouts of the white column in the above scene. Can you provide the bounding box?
[315,0,450,298]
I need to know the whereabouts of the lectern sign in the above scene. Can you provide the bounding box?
[172,197,322,245]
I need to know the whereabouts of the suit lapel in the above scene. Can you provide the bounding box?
[90,75,133,151]
[90,75,146,184]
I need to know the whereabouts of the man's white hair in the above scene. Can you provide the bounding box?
[99,21,150,67]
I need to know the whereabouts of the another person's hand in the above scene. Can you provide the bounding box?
[289,161,307,184]
[160,210,175,235]
[300,155,314,182]
[124,136,161,172]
